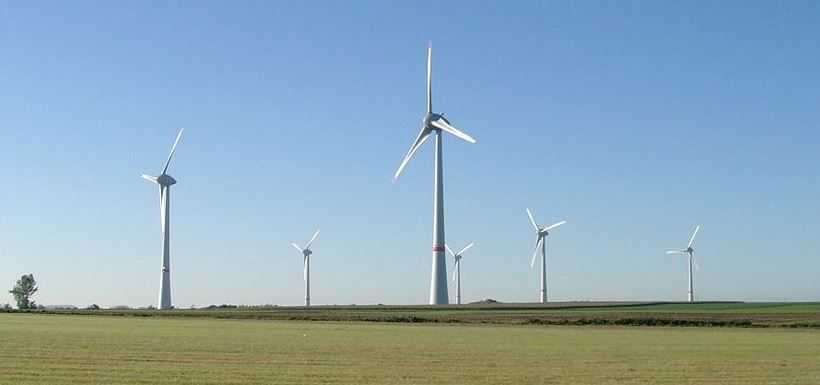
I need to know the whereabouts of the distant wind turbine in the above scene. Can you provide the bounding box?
[141,128,184,310]
[666,225,702,302]
[446,242,474,305]
[526,208,566,304]
[292,229,320,307]
[392,42,477,305]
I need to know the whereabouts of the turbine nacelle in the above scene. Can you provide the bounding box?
[157,174,177,186]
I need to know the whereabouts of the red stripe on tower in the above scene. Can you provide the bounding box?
[432,245,445,252]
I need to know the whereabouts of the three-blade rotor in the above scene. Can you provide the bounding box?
[526,208,566,268]
[392,43,477,183]
[141,128,184,186]
[665,225,702,273]
[292,229,321,257]
[446,242,474,280]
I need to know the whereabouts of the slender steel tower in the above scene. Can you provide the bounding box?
[393,43,476,305]
[666,225,702,302]
[292,229,320,307]
[141,128,184,310]
[526,208,567,304]
[446,243,474,305]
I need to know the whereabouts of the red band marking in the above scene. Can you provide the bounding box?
[432,245,445,252]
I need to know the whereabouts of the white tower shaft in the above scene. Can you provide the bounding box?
[158,185,172,310]
[540,238,547,303]
[304,255,311,307]
[688,252,694,302]
[430,130,449,305]
[455,259,461,305]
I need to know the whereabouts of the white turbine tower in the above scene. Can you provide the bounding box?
[446,242,474,305]
[392,42,477,305]
[292,229,320,307]
[666,225,702,302]
[526,208,566,304]
[141,128,184,310]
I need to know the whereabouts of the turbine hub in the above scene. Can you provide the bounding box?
[424,113,446,129]
[687,247,694,253]
[157,174,177,186]
[303,249,313,256]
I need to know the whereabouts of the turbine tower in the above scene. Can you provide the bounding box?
[446,242,474,305]
[141,128,184,310]
[393,42,477,305]
[526,208,566,303]
[666,225,702,302]
[292,229,320,307]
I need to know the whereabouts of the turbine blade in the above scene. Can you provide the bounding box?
[457,242,474,256]
[666,250,686,254]
[430,118,476,144]
[162,128,184,175]
[687,225,701,248]
[445,244,456,257]
[452,259,458,281]
[292,243,304,253]
[531,237,543,268]
[543,221,567,232]
[392,127,432,182]
[427,41,432,114]
[305,228,321,250]
[141,174,158,184]
[304,258,308,281]
[692,254,702,274]
[526,208,539,231]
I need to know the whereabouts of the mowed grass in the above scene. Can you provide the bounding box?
[1,314,818,385]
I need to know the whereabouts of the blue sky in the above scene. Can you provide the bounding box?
[1,1,818,307]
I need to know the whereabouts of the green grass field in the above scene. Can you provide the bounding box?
[1,313,818,384]
[14,301,819,327]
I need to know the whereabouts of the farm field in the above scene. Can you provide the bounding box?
[16,301,820,327]
[1,312,818,385]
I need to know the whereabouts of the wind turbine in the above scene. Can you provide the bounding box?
[141,128,184,310]
[392,42,477,305]
[292,229,320,307]
[446,242,474,305]
[666,225,702,302]
[526,208,566,304]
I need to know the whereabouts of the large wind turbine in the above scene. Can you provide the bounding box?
[392,42,477,305]
[292,229,320,307]
[666,225,702,302]
[446,242,474,305]
[141,128,184,310]
[526,208,566,304]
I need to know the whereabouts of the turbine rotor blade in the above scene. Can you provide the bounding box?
[392,127,432,182]
[162,128,184,175]
[445,244,456,257]
[452,259,458,281]
[305,228,321,250]
[141,174,158,184]
[543,221,567,232]
[457,242,474,256]
[427,41,432,114]
[292,243,304,253]
[692,254,702,273]
[688,225,701,248]
[531,236,543,268]
[430,118,476,144]
[526,208,539,231]
[666,250,686,254]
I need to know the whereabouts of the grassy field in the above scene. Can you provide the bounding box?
[0,313,818,384]
[13,302,820,327]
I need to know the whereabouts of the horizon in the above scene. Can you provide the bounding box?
[2,1,819,308]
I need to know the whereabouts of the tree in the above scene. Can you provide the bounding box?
[9,274,38,309]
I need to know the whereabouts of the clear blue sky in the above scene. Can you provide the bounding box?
[1,1,818,307]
